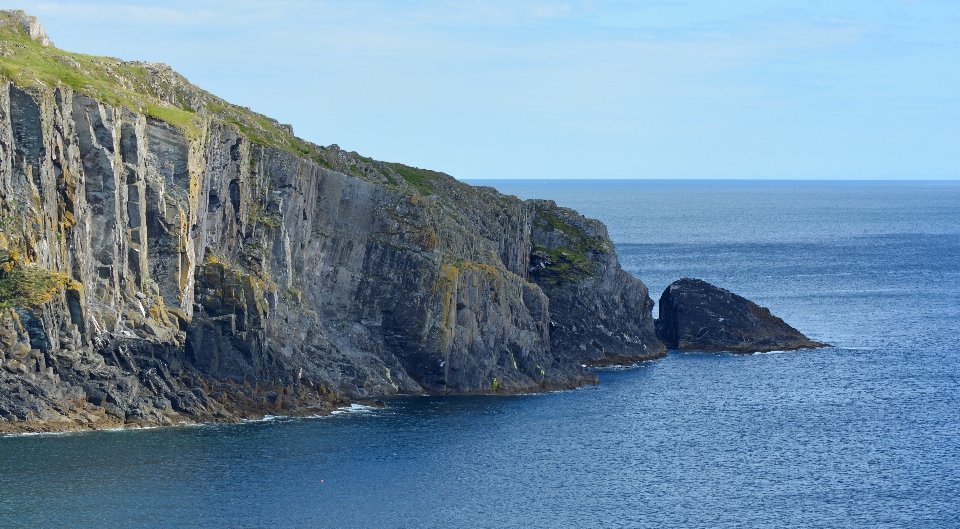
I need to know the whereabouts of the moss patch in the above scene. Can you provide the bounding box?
[530,206,608,286]
[256,212,282,229]
[0,252,70,310]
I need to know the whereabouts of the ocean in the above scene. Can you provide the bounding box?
[1,180,958,528]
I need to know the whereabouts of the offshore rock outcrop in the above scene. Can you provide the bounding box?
[0,13,664,432]
[655,278,828,353]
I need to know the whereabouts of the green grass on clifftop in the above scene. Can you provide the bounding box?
[0,17,198,131]
[0,12,478,204]
[386,163,439,196]
[0,11,323,155]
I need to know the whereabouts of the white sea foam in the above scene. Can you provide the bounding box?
[240,414,286,423]
[329,403,377,415]
[2,425,160,437]
[518,387,584,396]
[3,430,72,438]
[590,363,648,371]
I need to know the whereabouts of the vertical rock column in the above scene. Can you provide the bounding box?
[73,93,123,332]
[143,118,193,319]
[120,111,147,291]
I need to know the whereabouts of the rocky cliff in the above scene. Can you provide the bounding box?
[0,12,664,432]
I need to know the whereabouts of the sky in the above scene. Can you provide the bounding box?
[11,0,960,180]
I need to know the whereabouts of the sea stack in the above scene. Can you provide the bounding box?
[655,278,828,353]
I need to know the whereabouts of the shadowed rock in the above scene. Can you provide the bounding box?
[655,278,828,353]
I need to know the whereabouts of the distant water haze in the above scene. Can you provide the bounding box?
[471,180,960,245]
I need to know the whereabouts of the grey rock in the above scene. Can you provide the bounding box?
[655,278,828,353]
[528,201,665,366]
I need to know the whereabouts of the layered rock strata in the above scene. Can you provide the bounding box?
[655,278,828,353]
[0,13,664,432]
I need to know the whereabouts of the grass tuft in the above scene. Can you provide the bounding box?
[0,252,71,310]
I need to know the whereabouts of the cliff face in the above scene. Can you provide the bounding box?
[0,12,664,432]
[528,201,663,366]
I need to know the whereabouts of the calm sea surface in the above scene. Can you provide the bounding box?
[2,180,958,528]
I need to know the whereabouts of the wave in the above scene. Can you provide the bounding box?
[2,430,73,438]
[240,414,287,423]
[329,403,378,416]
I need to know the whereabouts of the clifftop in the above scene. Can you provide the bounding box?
[0,11,521,208]
[0,10,52,47]
[0,11,388,175]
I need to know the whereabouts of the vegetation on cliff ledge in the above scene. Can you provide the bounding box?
[386,163,439,196]
[0,251,70,310]
[530,205,609,286]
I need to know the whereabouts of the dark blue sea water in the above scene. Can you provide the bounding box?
[2,180,959,528]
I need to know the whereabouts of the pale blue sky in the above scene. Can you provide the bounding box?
[13,1,960,179]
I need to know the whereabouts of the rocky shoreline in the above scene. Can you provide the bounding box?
[0,376,599,435]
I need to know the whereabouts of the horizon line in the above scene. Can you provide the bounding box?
[460,178,960,182]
